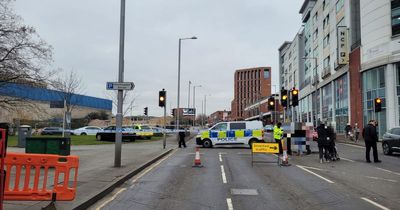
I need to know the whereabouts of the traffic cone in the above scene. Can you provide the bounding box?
[280,139,291,166]
[193,147,203,167]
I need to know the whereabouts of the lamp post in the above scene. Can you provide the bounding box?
[177,36,197,130]
[193,84,201,126]
[188,81,191,108]
[302,56,318,125]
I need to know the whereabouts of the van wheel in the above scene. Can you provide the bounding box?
[203,139,212,148]
[248,138,258,149]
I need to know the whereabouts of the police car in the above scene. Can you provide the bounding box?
[196,121,264,148]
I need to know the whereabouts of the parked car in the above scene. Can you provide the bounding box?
[95,126,136,142]
[40,127,63,135]
[132,124,154,139]
[382,127,400,155]
[73,126,102,135]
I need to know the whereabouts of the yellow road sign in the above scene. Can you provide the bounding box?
[252,143,279,153]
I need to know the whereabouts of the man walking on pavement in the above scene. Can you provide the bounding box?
[363,120,381,163]
[178,130,187,148]
[274,122,283,154]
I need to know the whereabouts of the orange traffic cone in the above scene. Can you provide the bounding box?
[193,147,203,167]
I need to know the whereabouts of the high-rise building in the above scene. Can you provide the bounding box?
[230,67,271,121]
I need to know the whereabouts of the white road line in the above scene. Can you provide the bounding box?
[96,188,127,210]
[340,157,355,162]
[300,165,328,172]
[219,153,223,162]
[221,165,227,184]
[361,197,390,210]
[296,165,335,184]
[364,176,398,183]
[338,143,365,149]
[376,167,400,176]
[130,149,178,186]
[226,198,234,210]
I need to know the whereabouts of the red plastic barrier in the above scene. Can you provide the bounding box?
[4,152,79,201]
[0,129,6,210]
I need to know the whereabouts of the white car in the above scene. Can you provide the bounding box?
[73,126,102,135]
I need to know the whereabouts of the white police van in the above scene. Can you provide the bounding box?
[196,121,264,148]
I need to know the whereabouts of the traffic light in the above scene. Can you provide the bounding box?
[374,98,382,112]
[171,109,175,116]
[281,89,288,108]
[291,88,299,107]
[159,89,166,107]
[144,107,148,116]
[268,97,275,111]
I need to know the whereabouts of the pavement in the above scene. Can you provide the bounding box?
[91,135,400,210]
[3,133,194,210]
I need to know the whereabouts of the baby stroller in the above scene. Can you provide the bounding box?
[327,127,340,161]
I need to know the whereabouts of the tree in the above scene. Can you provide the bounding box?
[50,70,84,113]
[105,90,137,117]
[0,0,53,110]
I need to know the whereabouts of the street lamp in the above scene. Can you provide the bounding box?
[193,84,202,126]
[177,36,197,130]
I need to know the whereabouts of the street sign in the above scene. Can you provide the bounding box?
[252,143,279,154]
[106,82,135,90]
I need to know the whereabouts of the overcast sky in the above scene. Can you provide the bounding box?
[14,0,303,117]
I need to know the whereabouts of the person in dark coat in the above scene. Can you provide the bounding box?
[345,123,352,140]
[178,130,186,148]
[317,122,330,163]
[362,120,381,163]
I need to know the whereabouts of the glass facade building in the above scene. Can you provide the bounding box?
[334,74,349,133]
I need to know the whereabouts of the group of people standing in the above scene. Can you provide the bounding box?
[316,122,337,163]
[345,123,361,142]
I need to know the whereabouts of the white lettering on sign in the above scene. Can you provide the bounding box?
[337,26,349,65]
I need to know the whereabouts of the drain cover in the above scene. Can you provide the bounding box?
[231,189,258,195]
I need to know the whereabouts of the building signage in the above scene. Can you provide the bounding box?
[337,26,349,65]
[182,108,195,116]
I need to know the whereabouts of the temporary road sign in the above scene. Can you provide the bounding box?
[252,143,279,154]
[106,82,135,90]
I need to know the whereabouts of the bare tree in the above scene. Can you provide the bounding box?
[105,90,137,117]
[50,70,84,113]
[0,0,53,110]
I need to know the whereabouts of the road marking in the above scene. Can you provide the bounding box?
[219,153,223,162]
[338,142,365,149]
[364,176,398,183]
[376,167,400,176]
[95,188,126,210]
[221,165,227,184]
[340,157,355,162]
[130,149,178,185]
[226,198,234,210]
[296,165,334,184]
[361,197,390,210]
[300,165,328,172]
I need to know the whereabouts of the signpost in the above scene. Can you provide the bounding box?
[106,82,135,90]
[251,143,280,166]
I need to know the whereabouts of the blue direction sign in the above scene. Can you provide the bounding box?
[106,82,135,90]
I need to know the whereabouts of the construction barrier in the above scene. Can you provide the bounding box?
[251,143,280,166]
[0,129,7,210]
[4,152,79,201]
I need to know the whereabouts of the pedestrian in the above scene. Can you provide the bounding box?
[362,120,381,163]
[345,123,352,140]
[317,122,330,163]
[273,122,284,154]
[354,123,360,143]
[178,130,186,148]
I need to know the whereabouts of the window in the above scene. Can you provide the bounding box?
[323,56,330,68]
[337,18,345,27]
[392,0,400,36]
[230,122,245,130]
[313,28,318,41]
[313,11,318,23]
[264,69,270,78]
[323,33,330,48]
[336,0,344,13]
[323,0,328,10]
[323,14,330,29]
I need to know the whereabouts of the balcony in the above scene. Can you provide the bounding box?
[311,74,319,86]
[321,66,331,79]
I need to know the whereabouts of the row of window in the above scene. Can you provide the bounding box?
[236,69,270,81]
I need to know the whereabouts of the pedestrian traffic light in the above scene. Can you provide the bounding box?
[144,107,148,116]
[268,97,275,111]
[281,89,288,107]
[374,97,382,112]
[159,89,166,107]
[291,88,299,107]
[171,109,175,116]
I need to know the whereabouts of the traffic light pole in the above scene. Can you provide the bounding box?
[163,105,166,149]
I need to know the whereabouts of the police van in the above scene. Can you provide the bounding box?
[196,121,264,148]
